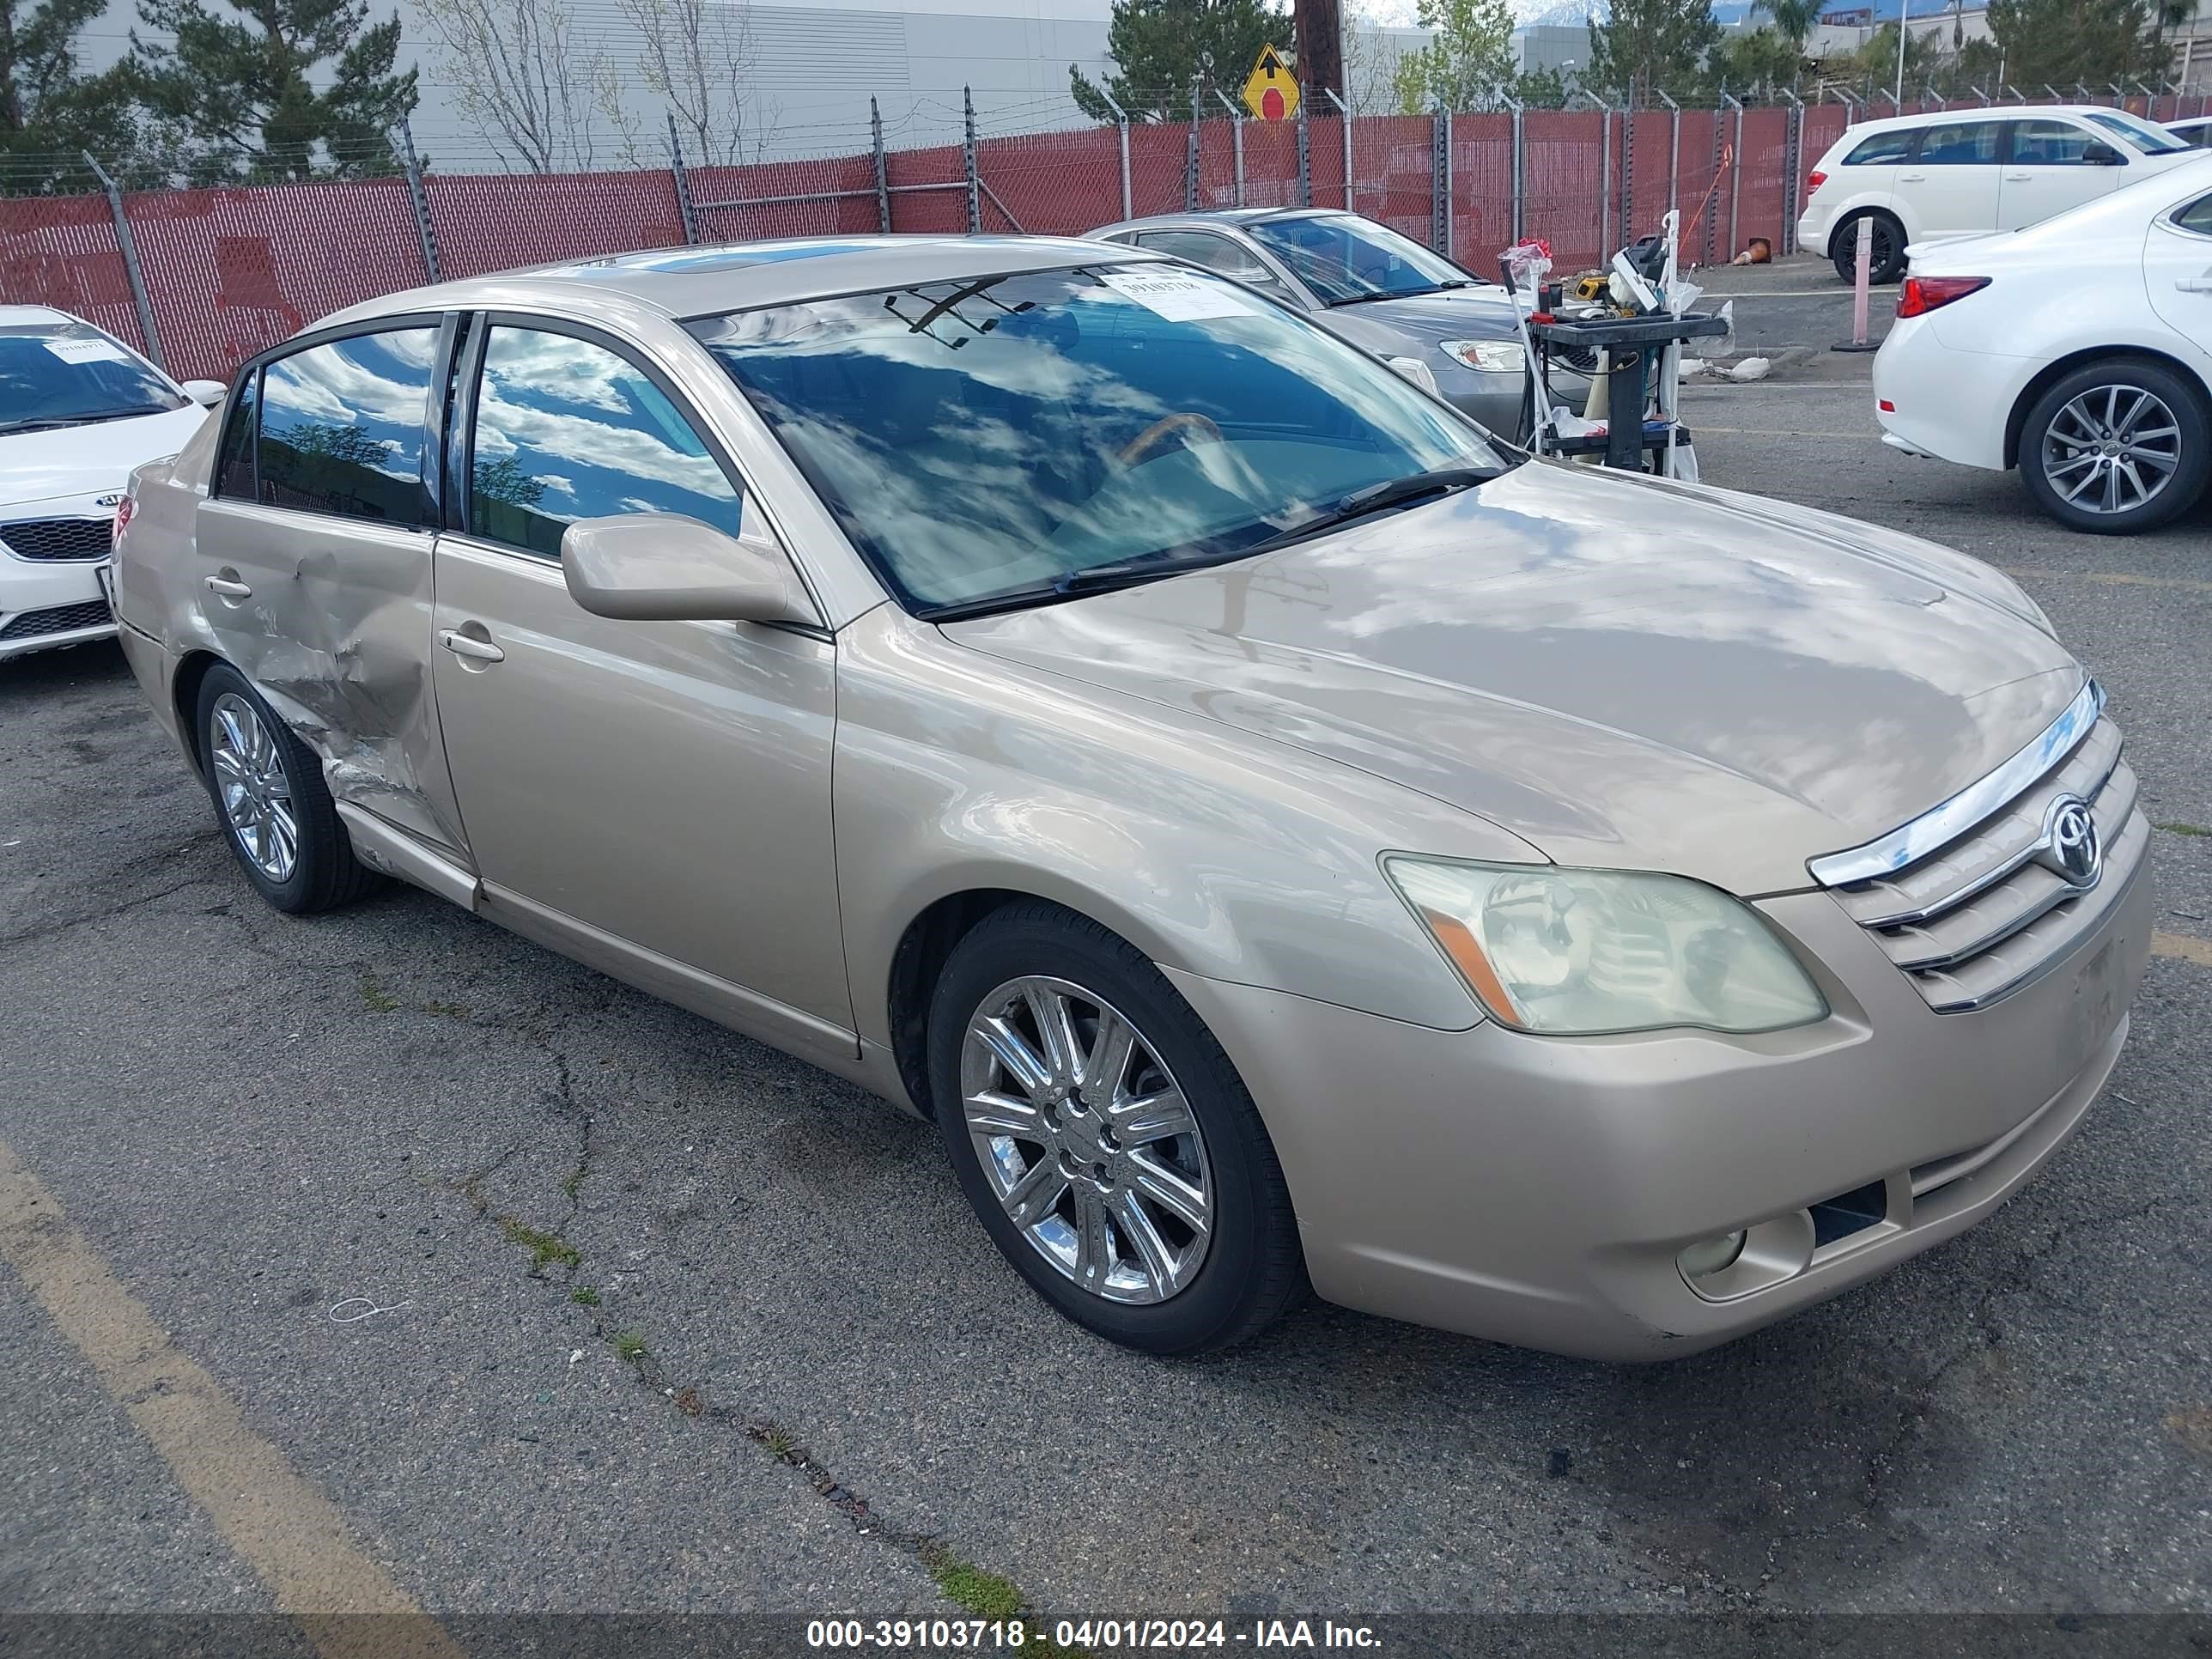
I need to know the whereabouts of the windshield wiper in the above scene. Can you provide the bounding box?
[918,467,1500,622]
[0,418,77,435]
[1326,279,1476,307]
[1239,465,1501,554]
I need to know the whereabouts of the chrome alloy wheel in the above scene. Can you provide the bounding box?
[961,975,1214,1304]
[210,691,298,882]
[2041,385,2183,516]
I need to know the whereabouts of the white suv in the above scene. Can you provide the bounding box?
[1799,105,2200,284]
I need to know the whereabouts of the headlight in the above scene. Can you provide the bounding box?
[1383,856,1828,1036]
[1384,356,1439,393]
[1439,338,1525,374]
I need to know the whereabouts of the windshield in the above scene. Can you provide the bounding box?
[0,322,185,433]
[1245,213,1480,305]
[693,264,1504,614]
[2086,111,2190,155]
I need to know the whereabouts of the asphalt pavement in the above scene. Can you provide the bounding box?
[2,361,2208,1637]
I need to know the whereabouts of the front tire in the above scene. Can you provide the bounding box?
[1831,210,1905,285]
[2018,359,2210,535]
[196,664,381,914]
[928,902,1306,1355]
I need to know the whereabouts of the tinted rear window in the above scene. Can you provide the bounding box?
[258,328,438,525]
[1916,121,2002,165]
[1844,131,1915,165]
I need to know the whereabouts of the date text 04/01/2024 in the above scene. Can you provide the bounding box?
[804,1620,1382,1650]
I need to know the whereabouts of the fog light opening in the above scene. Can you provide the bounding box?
[1677,1230,1747,1279]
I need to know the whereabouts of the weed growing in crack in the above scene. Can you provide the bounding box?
[569,1285,600,1306]
[358,973,401,1013]
[2156,821,2212,838]
[921,1548,1024,1621]
[499,1218,580,1272]
[612,1329,647,1362]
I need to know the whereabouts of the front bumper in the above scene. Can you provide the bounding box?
[0,550,113,660]
[1166,848,2150,1359]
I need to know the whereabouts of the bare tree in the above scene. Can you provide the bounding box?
[610,0,771,167]
[415,0,613,170]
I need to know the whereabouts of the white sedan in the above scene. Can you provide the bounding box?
[1873,155,2212,533]
[2,307,224,661]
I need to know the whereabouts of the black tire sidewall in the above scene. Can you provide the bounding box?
[195,665,355,913]
[2021,360,2210,535]
[927,908,1299,1355]
[1832,212,1905,285]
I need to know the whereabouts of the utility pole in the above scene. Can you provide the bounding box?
[1295,0,1345,104]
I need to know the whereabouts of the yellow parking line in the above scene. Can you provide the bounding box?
[2002,567,2212,597]
[2153,931,2212,968]
[0,1139,465,1659]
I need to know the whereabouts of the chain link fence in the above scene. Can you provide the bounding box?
[8,90,2210,385]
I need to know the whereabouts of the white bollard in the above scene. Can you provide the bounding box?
[1833,216,1879,353]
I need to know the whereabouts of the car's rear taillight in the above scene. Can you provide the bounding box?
[1897,276,1990,318]
[111,494,135,546]
[1806,169,1827,194]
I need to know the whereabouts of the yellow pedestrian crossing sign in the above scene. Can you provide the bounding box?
[1241,46,1299,122]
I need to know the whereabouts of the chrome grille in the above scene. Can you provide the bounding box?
[1810,683,2148,1012]
[0,517,112,562]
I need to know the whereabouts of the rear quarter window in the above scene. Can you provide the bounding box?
[1844,130,1916,165]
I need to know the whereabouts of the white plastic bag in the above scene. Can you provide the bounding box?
[1499,239,1553,292]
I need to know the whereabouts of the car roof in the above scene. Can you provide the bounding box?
[313,234,1171,335]
[0,304,78,331]
[1088,208,1340,237]
[1840,104,2155,137]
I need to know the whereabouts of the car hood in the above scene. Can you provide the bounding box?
[1315,289,1522,352]
[0,405,210,508]
[942,462,2081,896]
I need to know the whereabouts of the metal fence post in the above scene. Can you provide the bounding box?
[1721,91,1745,262]
[963,86,981,234]
[397,118,442,279]
[1217,92,1246,206]
[1619,89,1635,250]
[82,153,164,370]
[1656,89,1680,220]
[1580,93,1613,263]
[665,112,700,246]
[1297,98,1313,206]
[1779,89,1803,256]
[1100,88,1133,221]
[1430,103,1451,256]
[1510,99,1525,243]
[1185,75,1201,210]
[1325,88,1353,210]
[871,97,891,232]
[1706,96,1726,265]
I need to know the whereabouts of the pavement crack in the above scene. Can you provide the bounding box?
[0,875,208,951]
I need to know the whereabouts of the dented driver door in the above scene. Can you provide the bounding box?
[193,318,469,860]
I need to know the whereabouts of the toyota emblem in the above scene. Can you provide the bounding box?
[2039,795,2102,889]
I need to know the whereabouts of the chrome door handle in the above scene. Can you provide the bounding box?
[438,628,505,663]
[204,574,252,598]
[2176,276,2212,293]
[2003,171,2030,180]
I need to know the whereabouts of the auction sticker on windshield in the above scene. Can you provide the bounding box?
[1098,269,1255,322]
[44,337,135,366]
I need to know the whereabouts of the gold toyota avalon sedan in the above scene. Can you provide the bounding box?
[106,237,2149,1358]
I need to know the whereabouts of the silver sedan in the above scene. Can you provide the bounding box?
[108,235,2147,1358]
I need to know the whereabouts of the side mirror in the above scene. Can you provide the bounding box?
[182,380,228,407]
[561,513,818,626]
[2084,142,2124,166]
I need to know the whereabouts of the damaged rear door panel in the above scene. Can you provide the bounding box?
[191,319,470,860]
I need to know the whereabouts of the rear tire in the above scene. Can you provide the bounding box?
[1831,210,1905,285]
[2017,358,2210,536]
[928,901,1307,1355]
[196,664,382,914]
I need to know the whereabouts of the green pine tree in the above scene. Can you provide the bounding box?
[1584,0,1720,103]
[127,0,416,183]
[3,0,139,191]
[1985,0,2171,89]
[1071,0,1290,124]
